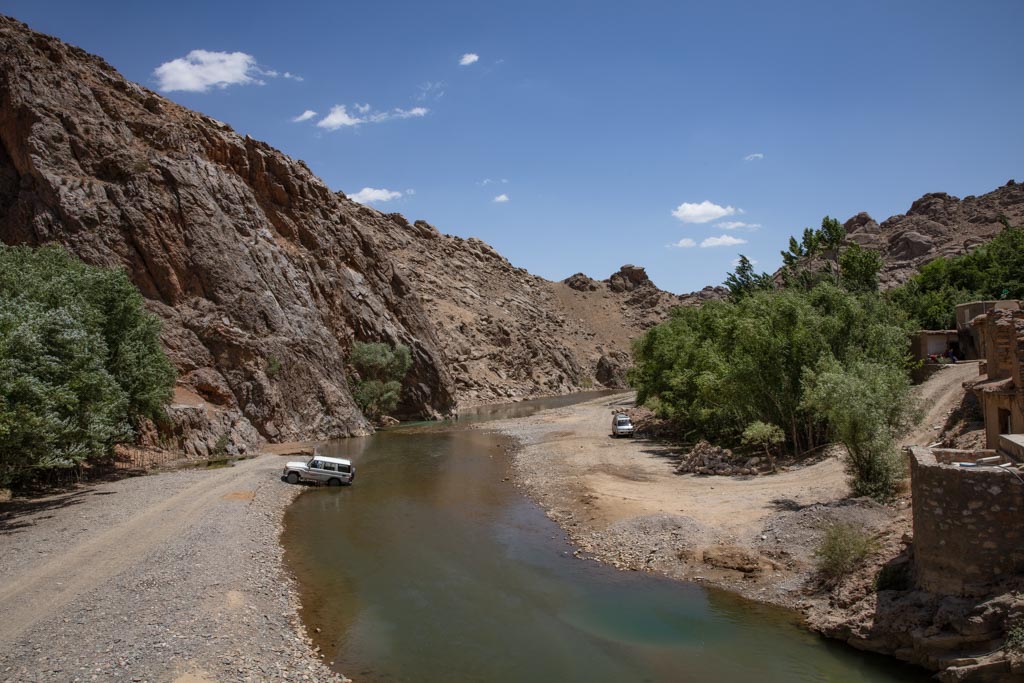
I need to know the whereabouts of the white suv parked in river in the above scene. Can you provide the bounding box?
[283,456,355,486]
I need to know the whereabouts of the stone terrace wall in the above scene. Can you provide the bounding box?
[910,447,1024,596]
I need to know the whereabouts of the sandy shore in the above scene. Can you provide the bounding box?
[490,363,976,611]
[0,454,344,683]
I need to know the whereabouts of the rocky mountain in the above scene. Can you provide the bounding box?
[844,181,1024,288]
[0,15,690,453]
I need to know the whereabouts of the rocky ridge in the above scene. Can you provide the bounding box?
[844,181,1024,288]
[0,16,694,449]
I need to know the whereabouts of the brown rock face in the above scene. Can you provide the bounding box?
[842,182,1024,288]
[0,15,455,444]
[0,15,701,443]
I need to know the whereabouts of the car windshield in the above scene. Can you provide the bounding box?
[616,417,631,424]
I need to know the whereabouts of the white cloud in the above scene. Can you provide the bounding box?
[459,53,480,66]
[417,81,446,101]
[317,104,428,130]
[701,235,748,248]
[366,107,428,123]
[154,50,259,92]
[291,109,317,123]
[671,200,739,224]
[479,178,493,186]
[668,238,697,248]
[405,188,416,195]
[493,194,509,203]
[744,153,765,161]
[318,105,362,129]
[349,187,403,204]
[153,50,302,92]
[717,221,762,230]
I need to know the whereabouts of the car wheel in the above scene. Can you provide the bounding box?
[328,478,342,487]
[286,472,300,484]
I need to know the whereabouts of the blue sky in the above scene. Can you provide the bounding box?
[7,0,1022,293]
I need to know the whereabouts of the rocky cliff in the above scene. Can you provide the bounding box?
[844,181,1024,288]
[0,16,689,451]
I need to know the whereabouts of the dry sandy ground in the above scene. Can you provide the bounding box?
[493,362,979,606]
[0,454,345,683]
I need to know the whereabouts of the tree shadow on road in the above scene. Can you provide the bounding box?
[0,489,91,535]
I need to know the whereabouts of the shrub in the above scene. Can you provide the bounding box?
[741,421,785,470]
[816,523,877,580]
[349,341,411,420]
[0,245,175,487]
[266,356,282,379]
[1005,624,1024,654]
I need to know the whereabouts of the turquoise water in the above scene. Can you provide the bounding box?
[282,394,927,682]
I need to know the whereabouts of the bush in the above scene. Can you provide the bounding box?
[349,341,411,420]
[629,284,914,458]
[816,523,876,580]
[266,356,282,379]
[1005,624,1024,654]
[0,245,175,487]
[741,421,785,470]
[802,359,917,500]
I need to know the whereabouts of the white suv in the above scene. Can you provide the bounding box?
[283,456,355,486]
[611,413,635,438]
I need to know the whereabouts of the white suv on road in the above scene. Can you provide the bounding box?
[611,413,635,438]
[283,456,355,486]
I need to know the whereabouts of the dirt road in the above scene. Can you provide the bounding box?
[0,455,343,683]
[493,363,977,605]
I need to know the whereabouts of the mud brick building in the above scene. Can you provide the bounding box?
[909,307,1024,595]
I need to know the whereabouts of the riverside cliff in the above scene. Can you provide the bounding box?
[0,16,687,453]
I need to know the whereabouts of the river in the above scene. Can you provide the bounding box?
[282,392,927,682]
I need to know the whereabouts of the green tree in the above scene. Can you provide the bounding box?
[802,359,918,500]
[839,244,883,293]
[630,284,913,457]
[741,421,785,471]
[0,246,175,486]
[349,341,412,420]
[724,255,773,301]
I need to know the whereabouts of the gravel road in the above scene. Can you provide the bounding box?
[0,455,346,683]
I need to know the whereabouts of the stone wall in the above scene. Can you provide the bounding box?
[910,446,1024,596]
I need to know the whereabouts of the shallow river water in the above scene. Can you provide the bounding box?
[282,393,927,682]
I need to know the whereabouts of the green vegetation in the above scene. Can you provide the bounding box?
[815,523,877,581]
[265,355,282,379]
[1005,624,1024,654]
[0,245,176,487]
[741,421,785,471]
[631,216,919,499]
[888,218,1023,329]
[349,341,412,420]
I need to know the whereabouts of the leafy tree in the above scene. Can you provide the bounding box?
[724,255,773,301]
[741,421,785,471]
[630,284,913,457]
[819,216,846,250]
[0,245,175,487]
[839,244,883,293]
[802,358,918,500]
[348,341,412,420]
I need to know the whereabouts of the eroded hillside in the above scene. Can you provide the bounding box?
[0,15,694,450]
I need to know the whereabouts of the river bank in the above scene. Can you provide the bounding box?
[490,364,980,675]
[490,392,893,609]
[0,454,346,683]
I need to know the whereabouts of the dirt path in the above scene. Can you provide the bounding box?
[0,455,345,683]
[493,364,975,605]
